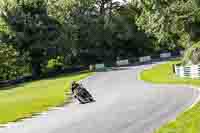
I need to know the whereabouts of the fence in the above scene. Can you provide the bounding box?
[116,60,129,66]
[160,53,171,58]
[93,51,182,70]
[139,56,151,63]
[94,64,105,71]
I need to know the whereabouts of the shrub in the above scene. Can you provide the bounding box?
[0,44,27,80]
[46,56,64,71]
[182,42,200,65]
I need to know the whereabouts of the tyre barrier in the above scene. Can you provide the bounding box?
[174,64,200,79]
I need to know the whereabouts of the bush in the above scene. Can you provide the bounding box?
[0,44,28,80]
[182,42,200,65]
[46,56,64,71]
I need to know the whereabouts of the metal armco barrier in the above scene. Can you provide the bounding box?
[95,64,105,70]
[139,56,151,63]
[117,60,129,66]
[160,53,171,58]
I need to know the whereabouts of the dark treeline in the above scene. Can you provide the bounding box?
[0,0,199,80]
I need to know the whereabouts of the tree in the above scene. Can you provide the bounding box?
[63,0,154,65]
[0,0,162,79]
[1,0,64,77]
[131,0,200,51]
[0,43,26,80]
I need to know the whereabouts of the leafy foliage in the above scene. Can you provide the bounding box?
[132,0,200,51]
[182,42,200,65]
[0,43,27,80]
[1,0,65,77]
[2,0,193,80]
[64,0,154,65]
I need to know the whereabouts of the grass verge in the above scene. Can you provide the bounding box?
[140,61,200,86]
[140,61,200,133]
[0,71,93,124]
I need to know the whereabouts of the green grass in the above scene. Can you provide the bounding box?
[0,71,93,124]
[140,61,200,133]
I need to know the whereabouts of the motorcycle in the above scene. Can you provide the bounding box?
[73,84,95,104]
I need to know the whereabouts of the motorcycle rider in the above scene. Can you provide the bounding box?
[71,81,80,94]
[70,81,94,103]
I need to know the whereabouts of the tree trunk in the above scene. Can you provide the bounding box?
[109,1,113,22]
[31,62,42,79]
